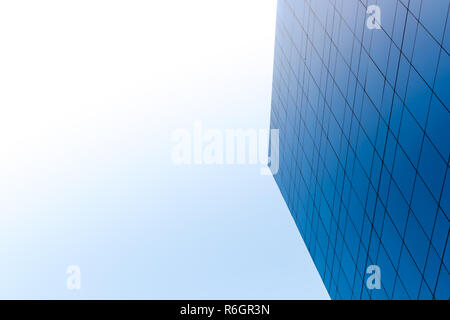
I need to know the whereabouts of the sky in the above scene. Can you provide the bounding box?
[0,0,329,299]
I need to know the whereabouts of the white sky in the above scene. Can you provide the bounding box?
[0,0,329,299]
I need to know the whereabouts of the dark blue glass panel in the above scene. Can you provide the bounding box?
[270,0,450,300]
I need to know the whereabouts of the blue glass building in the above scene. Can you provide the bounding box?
[270,0,449,299]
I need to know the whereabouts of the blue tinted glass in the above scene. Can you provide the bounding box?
[419,0,448,42]
[270,0,450,300]
[412,24,441,85]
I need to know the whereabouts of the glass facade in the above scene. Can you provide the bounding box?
[270,0,449,299]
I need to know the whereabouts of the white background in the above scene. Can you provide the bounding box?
[0,0,329,299]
